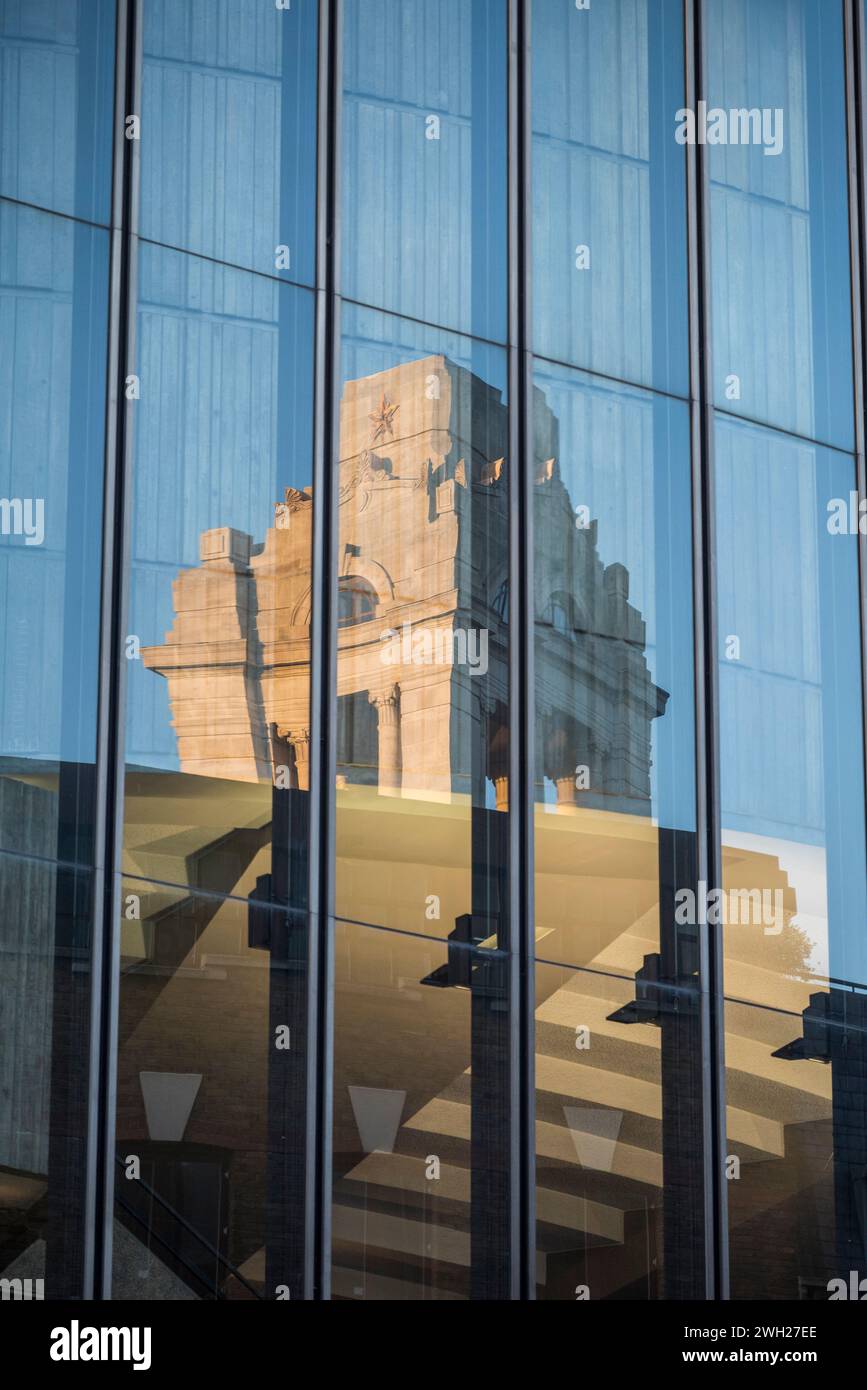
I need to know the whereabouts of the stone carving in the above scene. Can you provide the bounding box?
[368,392,399,445]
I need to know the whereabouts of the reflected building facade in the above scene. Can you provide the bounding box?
[2,0,867,1303]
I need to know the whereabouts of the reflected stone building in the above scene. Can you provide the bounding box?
[0,358,861,1302]
[142,358,666,816]
[127,356,679,1299]
[4,0,867,1310]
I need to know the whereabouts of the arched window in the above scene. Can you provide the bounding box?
[338,575,378,627]
[551,601,568,633]
[546,591,573,633]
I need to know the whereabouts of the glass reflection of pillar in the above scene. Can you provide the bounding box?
[467,372,511,1299]
[773,988,867,1283]
[45,868,93,1298]
[830,994,867,1277]
[470,696,510,1301]
[601,797,704,1299]
[248,734,310,1300]
[368,686,401,795]
[243,477,314,1296]
[657,831,703,1299]
[272,725,311,792]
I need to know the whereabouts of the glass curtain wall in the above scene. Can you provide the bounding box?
[0,0,115,1299]
[2,0,867,1304]
[531,0,706,1300]
[333,0,511,1301]
[705,0,867,1300]
[113,0,318,1301]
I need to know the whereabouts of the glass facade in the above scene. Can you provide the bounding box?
[1,0,867,1306]
[706,0,853,447]
[532,0,689,394]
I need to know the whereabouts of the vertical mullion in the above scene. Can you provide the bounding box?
[845,0,867,1009]
[686,0,728,1300]
[846,0,865,473]
[310,0,342,1301]
[89,0,141,1301]
[508,0,534,1302]
[82,0,127,1302]
[845,0,865,476]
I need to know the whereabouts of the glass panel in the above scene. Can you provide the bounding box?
[123,242,314,905]
[140,0,318,286]
[532,364,703,1297]
[0,854,94,1298]
[332,919,511,1300]
[532,363,696,969]
[725,992,866,1301]
[535,962,704,1300]
[0,199,109,864]
[113,880,309,1300]
[706,0,853,450]
[341,0,507,342]
[531,0,688,395]
[335,303,509,946]
[715,414,867,1294]
[0,0,116,225]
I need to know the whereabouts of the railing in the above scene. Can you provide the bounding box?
[114,1154,265,1301]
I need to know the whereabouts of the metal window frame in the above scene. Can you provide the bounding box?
[846,0,867,1018]
[508,0,535,1303]
[87,0,141,1301]
[87,0,867,1305]
[86,0,722,1306]
[309,0,342,1302]
[105,0,718,1305]
[689,0,729,1301]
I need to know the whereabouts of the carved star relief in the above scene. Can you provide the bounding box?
[369,393,399,444]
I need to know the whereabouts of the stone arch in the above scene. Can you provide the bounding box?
[337,554,395,606]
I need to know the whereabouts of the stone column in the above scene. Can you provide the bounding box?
[554,774,578,811]
[369,685,401,795]
[288,729,310,792]
[486,705,509,813]
[548,723,597,814]
[273,726,311,791]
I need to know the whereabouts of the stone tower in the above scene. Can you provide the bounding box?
[142,355,665,809]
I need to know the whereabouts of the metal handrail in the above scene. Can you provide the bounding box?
[114,1153,265,1300]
